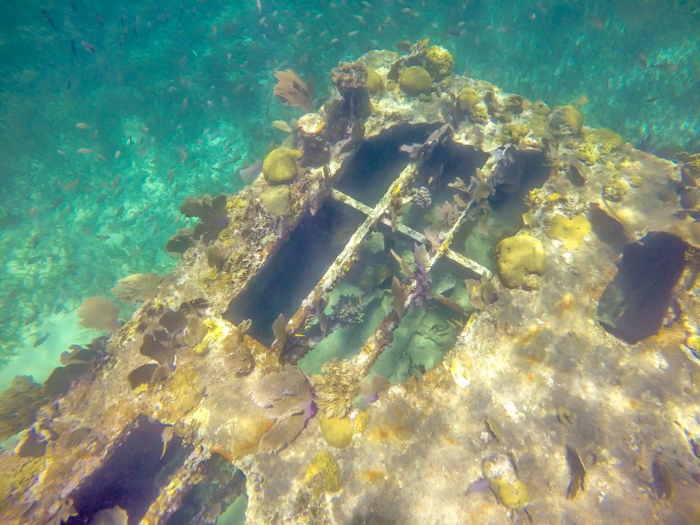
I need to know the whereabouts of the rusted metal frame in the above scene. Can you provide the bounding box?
[144,451,210,523]
[285,163,421,344]
[351,190,493,377]
[333,186,491,279]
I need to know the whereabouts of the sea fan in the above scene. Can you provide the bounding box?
[77,296,120,331]
[251,365,314,452]
[273,70,314,113]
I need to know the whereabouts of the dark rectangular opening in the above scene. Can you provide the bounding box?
[334,124,438,206]
[401,140,489,233]
[66,416,189,525]
[224,198,365,345]
[163,455,246,525]
[453,149,550,270]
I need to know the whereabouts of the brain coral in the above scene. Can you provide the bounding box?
[495,235,546,288]
[262,148,301,185]
[399,66,432,96]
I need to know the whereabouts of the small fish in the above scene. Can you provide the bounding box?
[590,16,603,30]
[116,186,124,196]
[96,234,110,240]
[114,150,121,159]
[112,173,121,187]
[653,62,678,72]
[256,0,263,13]
[70,39,77,58]
[29,207,37,218]
[96,193,106,203]
[24,313,37,326]
[77,148,94,154]
[63,178,80,190]
[76,122,90,129]
[94,12,104,28]
[81,41,97,54]
[116,206,124,217]
[179,147,187,164]
[42,10,56,30]
[33,334,50,348]
[160,426,174,459]
[636,52,648,69]
[272,120,292,133]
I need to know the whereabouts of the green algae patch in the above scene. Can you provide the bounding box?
[262,148,301,185]
[305,449,342,497]
[320,414,354,448]
[425,45,454,78]
[548,214,591,249]
[399,66,432,96]
[495,235,546,288]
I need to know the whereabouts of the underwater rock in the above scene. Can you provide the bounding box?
[399,66,432,96]
[262,148,301,185]
[0,376,44,442]
[495,235,546,289]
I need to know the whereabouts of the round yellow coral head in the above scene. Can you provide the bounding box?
[262,147,301,185]
[399,66,432,96]
[425,45,454,78]
[495,235,546,288]
[366,67,384,96]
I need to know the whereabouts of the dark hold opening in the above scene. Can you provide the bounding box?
[597,232,687,344]
[401,140,489,232]
[589,204,631,249]
[489,149,550,213]
[334,124,438,206]
[66,416,189,525]
[224,198,365,346]
[163,455,246,525]
[452,149,550,270]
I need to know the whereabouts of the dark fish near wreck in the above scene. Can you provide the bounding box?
[239,160,262,183]
[33,333,50,347]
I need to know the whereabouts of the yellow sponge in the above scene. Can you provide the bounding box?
[548,214,591,249]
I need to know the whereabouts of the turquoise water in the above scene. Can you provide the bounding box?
[0,1,698,381]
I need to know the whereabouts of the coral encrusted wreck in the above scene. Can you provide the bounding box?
[3,42,700,525]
